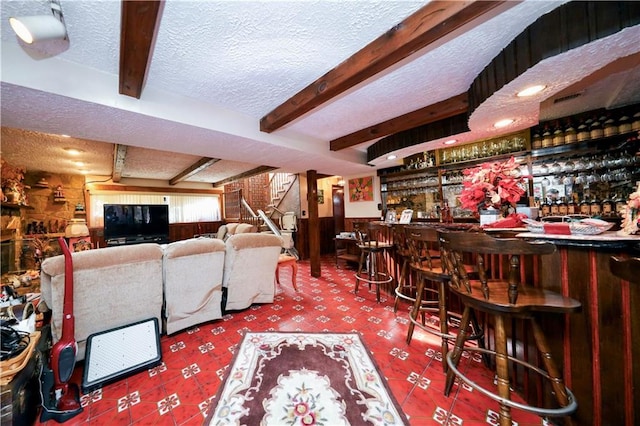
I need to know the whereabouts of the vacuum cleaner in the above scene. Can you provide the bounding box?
[40,237,83,422]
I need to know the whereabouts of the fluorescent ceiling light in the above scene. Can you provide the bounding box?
[517,85,546,97]
[494,119,514,128]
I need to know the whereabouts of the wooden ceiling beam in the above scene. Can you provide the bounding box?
[330,93,468,151]
[260,0,506,133]
[119,0,162,98]
[169,157,220,185]
[211,166,278,187]
[112,144,128,183]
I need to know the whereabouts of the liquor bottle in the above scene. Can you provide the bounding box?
[441,199,452,224]
[541,125,553,148]
[564,120,577,144]
[531,127,542,149]
[590,116,604,139]
[577,121,590,142]
[558,197,568,216]
[615,194,627,217]
[540,198,551,217]
[618,115,632,134]
[579,195,591,216]
[550,200,560,216]
[601,195,615,217]
[604,117,618,137]
[567,195,578,215]
[632,111,640,132]
[552,121,564,146]
[590,196,602,217]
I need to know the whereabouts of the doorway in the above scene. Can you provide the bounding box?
[332,185,345,235]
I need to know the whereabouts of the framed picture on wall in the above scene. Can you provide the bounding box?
[317,189,324,204]
[348,176,374,202]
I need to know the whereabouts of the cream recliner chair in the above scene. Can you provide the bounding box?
[222,233,283,311]
[40,243,164,360]
[163,237,226,334]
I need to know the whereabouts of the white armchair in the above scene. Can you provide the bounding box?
[222,233,283,311]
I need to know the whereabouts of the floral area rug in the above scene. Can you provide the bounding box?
[206,332,409,425]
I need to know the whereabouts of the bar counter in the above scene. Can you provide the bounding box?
[514,231,640,426]
[389,223,638,424]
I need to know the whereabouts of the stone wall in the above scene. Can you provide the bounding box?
[22,172,86,235]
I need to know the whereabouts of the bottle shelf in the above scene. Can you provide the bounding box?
[531,130,638,159]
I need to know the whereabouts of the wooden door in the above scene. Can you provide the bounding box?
[332,185,345,234]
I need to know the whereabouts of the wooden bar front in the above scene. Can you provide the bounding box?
[516,232,640,426]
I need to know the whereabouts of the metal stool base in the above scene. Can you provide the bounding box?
[446,347,577,418]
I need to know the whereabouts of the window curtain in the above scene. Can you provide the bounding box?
[89,193,220,227]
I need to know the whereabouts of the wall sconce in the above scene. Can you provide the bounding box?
[9,0,67,44]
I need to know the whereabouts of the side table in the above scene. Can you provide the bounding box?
[334,237,360,268]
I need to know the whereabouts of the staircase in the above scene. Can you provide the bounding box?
[265,173,297,218]
[223,172,299,259]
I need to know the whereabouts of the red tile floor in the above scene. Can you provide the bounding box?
[37,256,550,425]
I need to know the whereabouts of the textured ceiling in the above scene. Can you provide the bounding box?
[1,0,639,187]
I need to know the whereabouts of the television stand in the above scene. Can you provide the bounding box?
[106,236,169,246]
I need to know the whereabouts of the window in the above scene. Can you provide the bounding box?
[89,193,220,227]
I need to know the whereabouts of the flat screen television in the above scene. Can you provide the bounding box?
[103,204,169,244]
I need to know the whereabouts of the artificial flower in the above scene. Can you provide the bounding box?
[618,182,640,236]
[458,156,525,211]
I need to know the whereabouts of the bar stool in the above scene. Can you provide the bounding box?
[404,226,449,354]
[404,225,486,372]
[439,231,581,425]
[354,221,393,302]
[609,256,640,283]
[392,224,412,313]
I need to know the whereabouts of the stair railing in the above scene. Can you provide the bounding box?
[267,173,297,215]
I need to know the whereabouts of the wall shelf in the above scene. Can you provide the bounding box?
[1,203,33,210]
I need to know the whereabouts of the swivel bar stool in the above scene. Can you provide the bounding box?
[404,225,486,372]
[354,221,393,302]
[392,223,412,313]
[439,231,580,426]
[609,256,640,283]
[404,226,449,357]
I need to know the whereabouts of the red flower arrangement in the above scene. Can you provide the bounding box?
[458,156,525,212]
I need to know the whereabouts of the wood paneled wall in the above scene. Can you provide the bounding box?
[296,217,335,260]
[90,221,223,248]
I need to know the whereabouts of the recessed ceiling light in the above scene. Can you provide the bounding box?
[443,139,457,145]
[386,154,397,160]
[61,134,71,138]
[494,119,514,128]
[74,161,85,167]
[79,169,90,174]
[517,84,546,97]
[64,148,83,155]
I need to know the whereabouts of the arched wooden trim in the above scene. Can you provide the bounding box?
[366,113,468,163]
[468,1,640,114]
